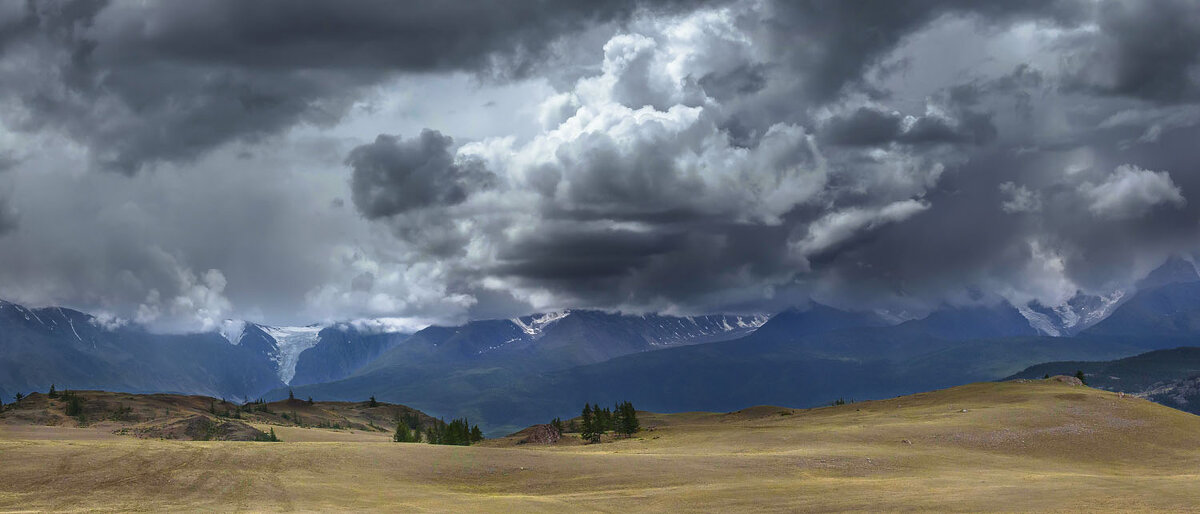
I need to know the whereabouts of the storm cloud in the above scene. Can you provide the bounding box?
[0,0,1198,330]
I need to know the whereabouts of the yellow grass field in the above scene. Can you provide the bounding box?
[3,379,1200,512]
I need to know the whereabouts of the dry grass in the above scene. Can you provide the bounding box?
[3,380,1200,512]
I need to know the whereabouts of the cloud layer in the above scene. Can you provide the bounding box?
[0,0,1198,329]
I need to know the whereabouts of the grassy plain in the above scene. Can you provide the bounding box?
[2,379,1199,512]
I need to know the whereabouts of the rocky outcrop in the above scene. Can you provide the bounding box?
[517,424,561,444]
[1049,375,1084,386]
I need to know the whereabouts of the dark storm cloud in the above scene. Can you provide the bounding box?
[0,197,16,236]
[0,0,708,173]
[347,130,490,219]
[495,228,687,280]
[750,0,1086,102]
[1063,0,1200,102]
[4,0,1200,328]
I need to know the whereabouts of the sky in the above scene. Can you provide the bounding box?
[0,0,1198,332]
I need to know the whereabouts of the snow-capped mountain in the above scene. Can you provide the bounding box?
[1017,290,1129,337]
[1016,257,1200,337]
[508,310,768,346]
[0,299,284,402]
[353,310,771,377]
[219,321,408,386]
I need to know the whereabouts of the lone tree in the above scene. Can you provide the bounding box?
[617,401,640,437]
[369,395,379,408]
[580,404,601,443]
[288,389,295,401]
[13,392,23,403]
[306,396,314,406]
[48,384,58,399]
[550,417,565,435]
[1075,370,1088,386]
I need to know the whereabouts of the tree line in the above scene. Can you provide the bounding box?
[394,416,483,445]
[577,401,639,443]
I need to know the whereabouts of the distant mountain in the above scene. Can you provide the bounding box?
[354,310,768,376]
[289,302,1134,435]
[1083,283,1200,340]
[1013,257,1199,337]
[896,303,1039,341]
[0,300,284,402]
[0,300,765,410]
[1136,256,1200,290]
[16,254,1200,436]
[1007,347,1200,414]
[290,326,412,387]
[218,321,410,387]
[742,303,890,343]
[1017,290,1129,336]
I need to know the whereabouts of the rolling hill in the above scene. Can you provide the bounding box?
[3,379,1199,511]
[0,389,440,441]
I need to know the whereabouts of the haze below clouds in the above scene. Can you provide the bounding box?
[0,0,1198,332]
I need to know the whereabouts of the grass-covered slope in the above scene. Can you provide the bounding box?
[0,389,439,441]
[3,380,1199,511]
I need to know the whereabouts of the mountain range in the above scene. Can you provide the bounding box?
[5,258,1200,434]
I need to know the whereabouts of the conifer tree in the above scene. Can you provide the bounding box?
[550,417,565,435]
[288,389,295,401]
[48,384,58,399]
[306,396,314,406]
[369,395,379,408]
[394,420,415,442]
[14,392,23,403]
[580,403,600,443]
[470,425,483,443]
[1075,370,1087,385]
[618,401,640,437]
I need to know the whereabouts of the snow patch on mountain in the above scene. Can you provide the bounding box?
[1016,305,1063,336]
[1017,290,1128,336]
[511,310,571,337]
[720,314,769,331]
[261,325,323,385]
[219,319,247,345]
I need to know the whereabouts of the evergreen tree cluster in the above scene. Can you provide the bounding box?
[579,401,639,443]
[393,420,418,442]
[423,417,484,446]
